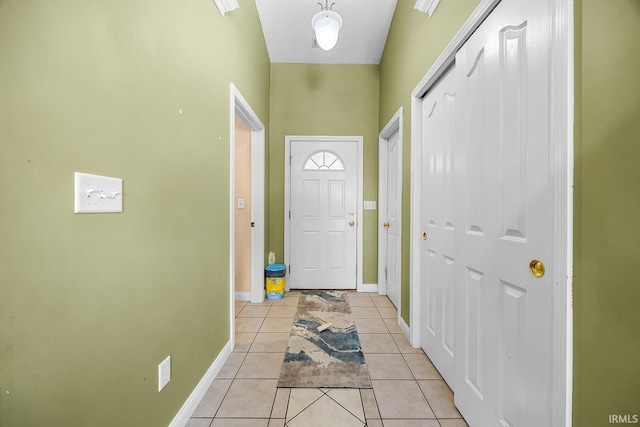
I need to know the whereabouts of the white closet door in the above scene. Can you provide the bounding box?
[454,0,554,425]
[420,65,457,389]
[385,129,401,308]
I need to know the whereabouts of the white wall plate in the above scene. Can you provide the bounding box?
[74,172,123,213]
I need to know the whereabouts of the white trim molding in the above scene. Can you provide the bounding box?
[414,0,442,17]
[213,0,239,17]
[234,291,251,301]
[169,341,232,427]
[360,283,378,293]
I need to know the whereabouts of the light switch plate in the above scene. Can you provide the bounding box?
[158,355,171,392]
[364,201,377,210]
[74,172,123,213]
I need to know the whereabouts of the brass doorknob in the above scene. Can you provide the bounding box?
[529,260,545,278]
[349,221,355,227]
[251,222,256,228]
[383,222,390,228]
[423,232,427,240]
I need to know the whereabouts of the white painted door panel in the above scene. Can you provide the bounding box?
[420,65,457,389]
[290,140,358,289]
[454,0,553,425]
[385,129,401,308]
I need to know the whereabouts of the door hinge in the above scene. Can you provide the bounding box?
[289,211,291,220]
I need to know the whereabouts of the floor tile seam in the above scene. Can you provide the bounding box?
[366,384,383,420]
[235,353,284,380]
[288,393,366,427]
[210,378,236,420]
[238,315,270,319]
[266,384,285,420]
[378,417,441,421]
[236,316,268,333]
[399,351,426,381]
[388,330,402,353]
[360,388,382,422]
[212,416,273,419]
[414,377,439,419]
[284,392,325,423]
[221,352,249,380]
[242,323,263,346]
[370,377,438,419]
[372,300,393,308]
[269,388,291,420]
[324,390,367,423]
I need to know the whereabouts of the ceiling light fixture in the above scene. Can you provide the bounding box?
[311,1,342,51]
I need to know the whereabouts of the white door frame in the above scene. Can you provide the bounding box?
[284,135,364,291]
[378,107,403,307]
[408,0,573,425]
[229,83,266,348]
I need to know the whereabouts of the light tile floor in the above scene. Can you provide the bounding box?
[187,291,468,427]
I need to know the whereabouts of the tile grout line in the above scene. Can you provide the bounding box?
[324,388,368,424]
[195,293,464,426]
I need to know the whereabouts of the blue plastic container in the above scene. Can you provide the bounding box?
[265,264,286,300]
[265,264,286,278]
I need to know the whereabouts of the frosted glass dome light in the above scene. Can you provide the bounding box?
[312,9,342,51]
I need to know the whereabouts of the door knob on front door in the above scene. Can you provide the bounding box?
[423,232,428,240]
[349,221,355,227]
[529,259,545,278]
[383,222,390,228]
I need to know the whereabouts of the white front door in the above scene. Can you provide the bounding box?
[420,65,457,389]
[383,129,401,308]
[289,139,358,289]
[454,0,554,424]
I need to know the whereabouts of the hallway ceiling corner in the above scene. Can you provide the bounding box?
[256,0,397,65]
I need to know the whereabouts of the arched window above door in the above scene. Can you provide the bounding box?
[303,151,345,171]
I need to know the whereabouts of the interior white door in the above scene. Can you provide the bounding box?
[290,140,358,289]
[453,0,554,425]
[384,129,401,308]
[420,65,457,389]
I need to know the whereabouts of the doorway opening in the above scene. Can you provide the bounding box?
[284,136,364,291]
[378,107,404,311]
[229,83,265,349]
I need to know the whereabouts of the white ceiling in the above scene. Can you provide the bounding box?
[255,0,398,65]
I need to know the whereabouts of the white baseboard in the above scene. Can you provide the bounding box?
[235,291,251,301]
[359,283,378,293]
[169,341,232,427]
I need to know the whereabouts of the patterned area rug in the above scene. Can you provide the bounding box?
[278,290,372,388]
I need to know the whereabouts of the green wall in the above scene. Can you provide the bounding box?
[0,0,270,426]
[573,0,640,425]
[379,0,480,323]
[268,63,380,284]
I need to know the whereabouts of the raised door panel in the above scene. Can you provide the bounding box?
[420,65,457,389]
